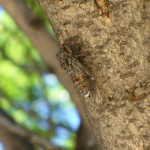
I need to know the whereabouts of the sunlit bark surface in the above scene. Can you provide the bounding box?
[39,0,150,149]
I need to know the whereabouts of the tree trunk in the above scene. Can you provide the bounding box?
[39,0,150,149]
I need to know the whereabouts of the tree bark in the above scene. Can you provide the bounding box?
[39,0,150,149]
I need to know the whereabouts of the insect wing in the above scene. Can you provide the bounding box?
[56,50,72,72]
[72,58,95,97]
[74,59,103,103]
[56,50,102,103]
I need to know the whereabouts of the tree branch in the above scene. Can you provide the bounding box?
[0,109,63,150]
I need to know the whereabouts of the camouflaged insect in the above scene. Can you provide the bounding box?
[56,45,102,101]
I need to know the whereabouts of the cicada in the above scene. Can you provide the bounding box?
[56,45,102,102]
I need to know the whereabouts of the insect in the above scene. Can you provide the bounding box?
[56,44,102,102]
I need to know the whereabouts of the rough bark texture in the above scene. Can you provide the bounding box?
[39,0,150,149]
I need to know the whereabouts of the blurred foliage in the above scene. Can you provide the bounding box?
[26,0,56,39]
[0,3,80,150]
[26,0,45,19]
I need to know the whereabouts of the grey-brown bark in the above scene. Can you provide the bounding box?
[39,0,150,149]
